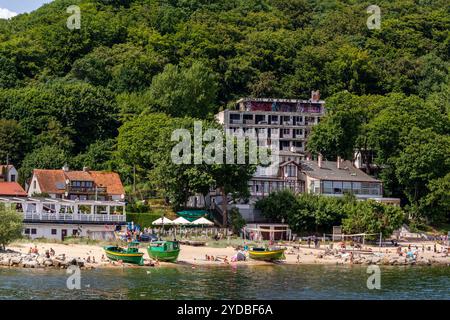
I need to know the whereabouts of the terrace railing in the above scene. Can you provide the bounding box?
[19,212,125,223]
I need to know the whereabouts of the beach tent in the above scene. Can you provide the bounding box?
[191,217,214,226]
[152,217,173,226]
[172,217,191,225]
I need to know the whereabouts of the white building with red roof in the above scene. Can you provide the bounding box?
[27,165,125,201]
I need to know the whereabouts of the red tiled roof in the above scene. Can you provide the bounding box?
[0,182,27,197]
[32,169,125,196]
[88,171,125,195]
[65,171,94,181]
[33,169,66,194]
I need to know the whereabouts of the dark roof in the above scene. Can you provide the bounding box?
[300,160,381,183]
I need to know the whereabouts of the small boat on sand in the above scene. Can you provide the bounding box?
[147,241,180,262]
[248,247,286,261]
[104,241,144,265]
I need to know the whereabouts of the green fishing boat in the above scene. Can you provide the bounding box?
[248,247,285,261]
[147,241,180,262]
[104,241,144,265]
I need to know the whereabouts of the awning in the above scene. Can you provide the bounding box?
[191,217,214,226]
[177,210,208,222]
[152,217,173,225]
[172,217,191,225]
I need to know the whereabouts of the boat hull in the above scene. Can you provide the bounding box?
[249,249,285,261]
[103,246,144,265]
[147,241,180,262]
[147,248,180,262]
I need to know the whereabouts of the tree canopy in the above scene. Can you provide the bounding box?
[0,0,448,224]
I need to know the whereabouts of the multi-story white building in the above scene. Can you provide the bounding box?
[215,92,325,200]
[216,91,325,157]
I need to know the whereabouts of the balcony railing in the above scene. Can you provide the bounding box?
[19,212,126,223]
[68,186,108,193]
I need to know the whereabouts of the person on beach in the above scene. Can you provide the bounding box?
[307,237,311,248]
[314,238,319,248]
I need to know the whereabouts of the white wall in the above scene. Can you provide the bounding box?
[7,167,18,182]
[23,223,117,240]
[27,175,42,196]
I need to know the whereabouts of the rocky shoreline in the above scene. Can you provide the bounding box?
[1,249,448,269]
[0,250,97,269]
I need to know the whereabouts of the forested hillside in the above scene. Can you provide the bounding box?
[0,0,448,223]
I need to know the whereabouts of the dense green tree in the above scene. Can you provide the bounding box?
[342,200,405,238]
[420,173,450,224]
[145,62,219,118]
[18,146,68,185]
[0,119,30,166]
[394,129,450,215]
[0,207,23,250]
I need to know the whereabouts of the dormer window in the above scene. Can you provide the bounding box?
[286,165,296,177]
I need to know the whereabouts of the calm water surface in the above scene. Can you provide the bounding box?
[0,265,449,300]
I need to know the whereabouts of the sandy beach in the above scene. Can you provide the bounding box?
[2,240,449,269]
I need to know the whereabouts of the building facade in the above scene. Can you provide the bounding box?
[0,165,19,183]
[216,92,325,200]
[0,197,126,240]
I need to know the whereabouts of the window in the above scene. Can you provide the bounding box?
[352,182,361,194]
[51,229,57,235]
[323,181,333,194]
[24,228,30,235]
[343,182,352,194]
[33,181,36,189]
[294,116,303,124]
[10,174,16,182]
[332,181,343,194]
[286,165,296,177]
[73,229,78,236]
[31,229,37,235]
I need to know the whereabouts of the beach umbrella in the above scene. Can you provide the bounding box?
[172,217,191,225]
[172,217,191,240]
[152,217,173,226]
[191,217,214,226]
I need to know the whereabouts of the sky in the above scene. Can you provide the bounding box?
[0,0,53,19]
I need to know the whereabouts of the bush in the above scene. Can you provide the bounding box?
[126,212,165,228]
[229,208,246,234]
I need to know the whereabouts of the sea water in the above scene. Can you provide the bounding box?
[0,264,449,300]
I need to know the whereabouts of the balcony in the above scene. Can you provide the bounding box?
[68,186,107,194]
[20,212,126,223]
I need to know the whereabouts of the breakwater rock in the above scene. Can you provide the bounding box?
[0,251,95,269]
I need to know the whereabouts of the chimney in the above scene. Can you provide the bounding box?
[337,156,341,169]
[318,154,323,168]
[62,163,69,172]
[83,166,90,172]
[311,90,320,102]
